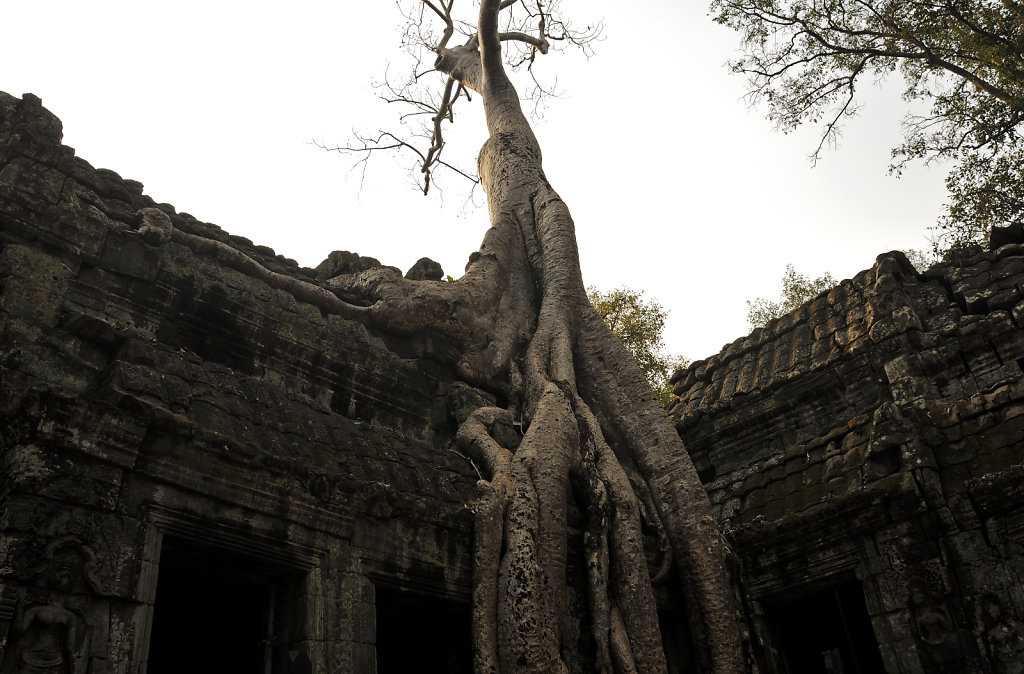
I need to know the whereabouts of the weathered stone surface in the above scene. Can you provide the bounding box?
[6,91,1024,673]
[0,93,476,673]
[314,249,400,280]
[670,241,1024,672]
[404,256,445,281]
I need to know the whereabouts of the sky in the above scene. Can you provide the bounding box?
[3,0,949,361]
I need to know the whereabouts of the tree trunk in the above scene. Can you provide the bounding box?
[424,2,747,670]
[146,0,746,668]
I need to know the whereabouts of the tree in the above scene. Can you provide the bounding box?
[588,286,689,406]
[901,247,938,272]
[347,4,742,669]
[747,264,837,328]
[325,0,601,197]
[712,0,1024,253]
[149,1,744,671]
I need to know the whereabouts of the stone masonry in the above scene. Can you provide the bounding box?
[4,90,1024,672]
[0,92,482,673]
[669,239,1024,672]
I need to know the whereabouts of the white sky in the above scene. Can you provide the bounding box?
[4,0,948,362]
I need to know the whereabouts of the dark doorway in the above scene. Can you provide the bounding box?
[148,537,281,674]
[762,580,886,673]
[375,585,472,673]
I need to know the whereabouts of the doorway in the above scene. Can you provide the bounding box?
[147,536,286,674]
[374,584,472,673]
[762,580,886,673]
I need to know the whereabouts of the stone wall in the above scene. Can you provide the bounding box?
[669,242,1024,671]
[0,92,481,673]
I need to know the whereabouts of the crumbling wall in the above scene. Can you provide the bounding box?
[0,92,480,673]
[670,244,1024,672]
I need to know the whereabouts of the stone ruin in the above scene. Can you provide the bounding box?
[668,243,1024,672]
[1,91,1023,672]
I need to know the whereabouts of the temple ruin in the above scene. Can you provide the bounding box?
[2,92,1023,672]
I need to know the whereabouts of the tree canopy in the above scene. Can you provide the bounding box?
[588,286,689,404]
[747,264,837,328]
[712,0,1024,252]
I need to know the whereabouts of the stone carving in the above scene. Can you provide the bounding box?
[27,541,105,597]
[15,605,79,674]
[2,541,104,674]
[907,575,969,670]
[979,594,1024,674]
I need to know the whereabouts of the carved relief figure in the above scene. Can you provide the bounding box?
[16,605,78,674]
[907,575,969,670]
[27,542,104,598]
[2,541,102,674]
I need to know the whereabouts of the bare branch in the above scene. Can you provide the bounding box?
[499,30,550,53]
[329,0,600,200]
[422,0,456,51]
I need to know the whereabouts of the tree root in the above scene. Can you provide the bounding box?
[138,194,743,671]
[575,308,745,672]
[133,0,746,663]
[457,365,673,674]
[137,207,372,321]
